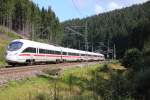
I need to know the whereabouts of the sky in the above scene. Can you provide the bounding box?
[32,0,149,22]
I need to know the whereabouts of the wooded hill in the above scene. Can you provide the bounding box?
[62,1,150,58]
[0,0,63,44]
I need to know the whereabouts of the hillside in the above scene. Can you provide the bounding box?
[0,0,63,44]
[62,1,150,58]
[0,26,21,66]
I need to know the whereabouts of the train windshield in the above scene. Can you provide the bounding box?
[7,41,23,51]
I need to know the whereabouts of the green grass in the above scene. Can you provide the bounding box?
[0,26,21,67]
[0,37,9,66]
[0,76,84,100]
[0,64,102,99]
[62,64,99,78]
[0,77,51,100]
[0,63,127,100]
[61,64,101,86]
[0,26,22,39]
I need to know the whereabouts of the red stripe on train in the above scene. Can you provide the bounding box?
[34,54,45,56]
[62,56,81,58]
[19,54,31,56]
[19,53,81,58]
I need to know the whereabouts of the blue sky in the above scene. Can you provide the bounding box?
[32,0,149,22]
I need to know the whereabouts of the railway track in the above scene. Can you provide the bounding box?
[0,64,57,75]
[0,62,100,86]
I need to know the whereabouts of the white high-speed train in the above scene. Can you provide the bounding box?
[5,39,105,66]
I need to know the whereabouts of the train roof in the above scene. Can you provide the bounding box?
[12,39,104,56]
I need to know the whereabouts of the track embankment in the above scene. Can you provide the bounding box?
[0,62,101,86]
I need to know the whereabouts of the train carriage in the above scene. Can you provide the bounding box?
[5,39,105,66]
[61,48,81,62]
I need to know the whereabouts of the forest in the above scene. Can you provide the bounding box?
[0,0,150,99]
[0,0,63,44]
[62,1,150,58]
[0,0,149,58]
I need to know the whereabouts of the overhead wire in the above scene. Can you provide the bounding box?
[71,0,83,16]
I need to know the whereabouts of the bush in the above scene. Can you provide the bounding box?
[88,70,133,100]
[122,48,143,71]
[134,68,150,99]
[143,46,150,69]
[35,92,51,100]
[97,64,109,72]
[108,72,133,100]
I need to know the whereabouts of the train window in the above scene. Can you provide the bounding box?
[55,51,61,55]
[39,49,46,54]
[76,53,79,56]
[22,47,36,53]
[63,52,67,55]
[45,50,48,54]
[75,53,79,56]
[67,52,79,56]
[81,54,85,56]
[68,52,71,55]
[68,52,73,55]
[48,50,55,54]
[7,41,23,51]
[48,50,50,54]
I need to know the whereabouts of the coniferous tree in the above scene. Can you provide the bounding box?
[0,0,63,44]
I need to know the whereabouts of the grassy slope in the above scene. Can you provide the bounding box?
[0,64,100,100]
[0,63,125,100]
[0,26,21,66]
[0,78,50,100]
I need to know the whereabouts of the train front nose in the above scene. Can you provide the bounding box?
[5,52,18,63]
[5,40,24,65]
